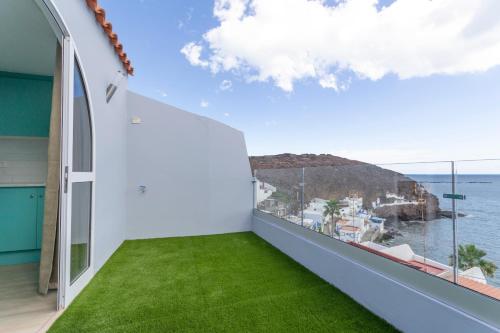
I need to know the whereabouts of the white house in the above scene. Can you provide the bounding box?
[369,216,385,232]
[256,180,276,204]
[360,242,489,286]
[339,196,363,217]
[0,0,252,330]
[339,225,362,243]
[302,209,324,229]
[308,197,328,212]
[303,197,328,230]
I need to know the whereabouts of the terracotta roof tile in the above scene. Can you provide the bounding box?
[350,242,500,300]
[448,276,500,301]
[85,0,134,75]
[341,226,360,232]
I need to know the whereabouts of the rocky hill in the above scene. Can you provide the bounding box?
[250,154,441,222]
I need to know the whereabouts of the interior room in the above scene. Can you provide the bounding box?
[0,0,61,330]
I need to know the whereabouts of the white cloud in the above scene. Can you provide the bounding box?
[181,0,500,92]
[224,112,230,117]
[200,99,209,107]
[219,79,233,91]
[318,74,338,91]
[180,42,208,68]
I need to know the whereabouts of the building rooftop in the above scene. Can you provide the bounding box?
[355,242,500,301]
[447,276,500,301]
[48,232,397,332]
[407,260,446,276]
[340,226,360,232]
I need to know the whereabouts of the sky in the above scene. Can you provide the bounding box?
[101,0,500,167]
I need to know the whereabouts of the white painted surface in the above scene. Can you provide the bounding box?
[253,211,500,333]
[51,0,129,272]
[0,0,56,75]
[126,92,253,239]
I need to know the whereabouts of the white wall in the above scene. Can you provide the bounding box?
[52,0,129,271]
[126,92,253,239]
[253,211,500,333]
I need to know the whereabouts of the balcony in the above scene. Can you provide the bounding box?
[49,232,397,332]
[46,159,500,332]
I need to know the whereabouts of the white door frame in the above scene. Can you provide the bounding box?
[37,0,97,310]
[58,38,97,309]
[36,0,97,310]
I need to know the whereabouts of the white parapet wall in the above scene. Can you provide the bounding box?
[252,210,500,333]
[126,92,253,239]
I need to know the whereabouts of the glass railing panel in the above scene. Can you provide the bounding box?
[258,162,459,282]
[255,167,303,224]
[455,160,500,300]
[254,161,500,300]
[373,162,456,282]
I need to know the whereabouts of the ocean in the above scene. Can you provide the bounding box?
[386,174,500,287]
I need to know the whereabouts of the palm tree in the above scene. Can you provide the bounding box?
[323,200,340,237]
[449,244,498,278]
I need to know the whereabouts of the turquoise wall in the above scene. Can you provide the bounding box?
[0,71,53,137]
[0,72,52,265]
[0,187,45,265]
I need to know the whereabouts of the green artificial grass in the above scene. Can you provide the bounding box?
[49,232,398,332]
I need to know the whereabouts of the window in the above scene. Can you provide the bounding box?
[72,63,92,172]
[70,58,93,284]
[70,182,92,283]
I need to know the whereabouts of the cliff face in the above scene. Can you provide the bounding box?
[250,154,441,222]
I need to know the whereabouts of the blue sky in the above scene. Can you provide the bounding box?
[101,0,500,165]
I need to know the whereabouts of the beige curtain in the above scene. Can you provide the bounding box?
[39,43,62,294]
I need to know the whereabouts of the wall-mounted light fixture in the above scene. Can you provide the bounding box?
[106,70,126,103]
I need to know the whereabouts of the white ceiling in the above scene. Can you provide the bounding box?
[0,0,57,76]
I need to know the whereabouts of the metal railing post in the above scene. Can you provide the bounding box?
[300,167,305,227]
[451,161,458,284]
[252,169,258,210]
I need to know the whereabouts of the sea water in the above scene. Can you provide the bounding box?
[387,174,500,287]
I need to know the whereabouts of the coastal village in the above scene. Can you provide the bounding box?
[256,180,500,300]
[256,179,394,243]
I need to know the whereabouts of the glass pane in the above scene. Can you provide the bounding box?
[257,161,460,285]
[455,160,500,300]
[368,163,451,265]
[70,182,92,284]
[72,61,92,172]
[255,168,303,223]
